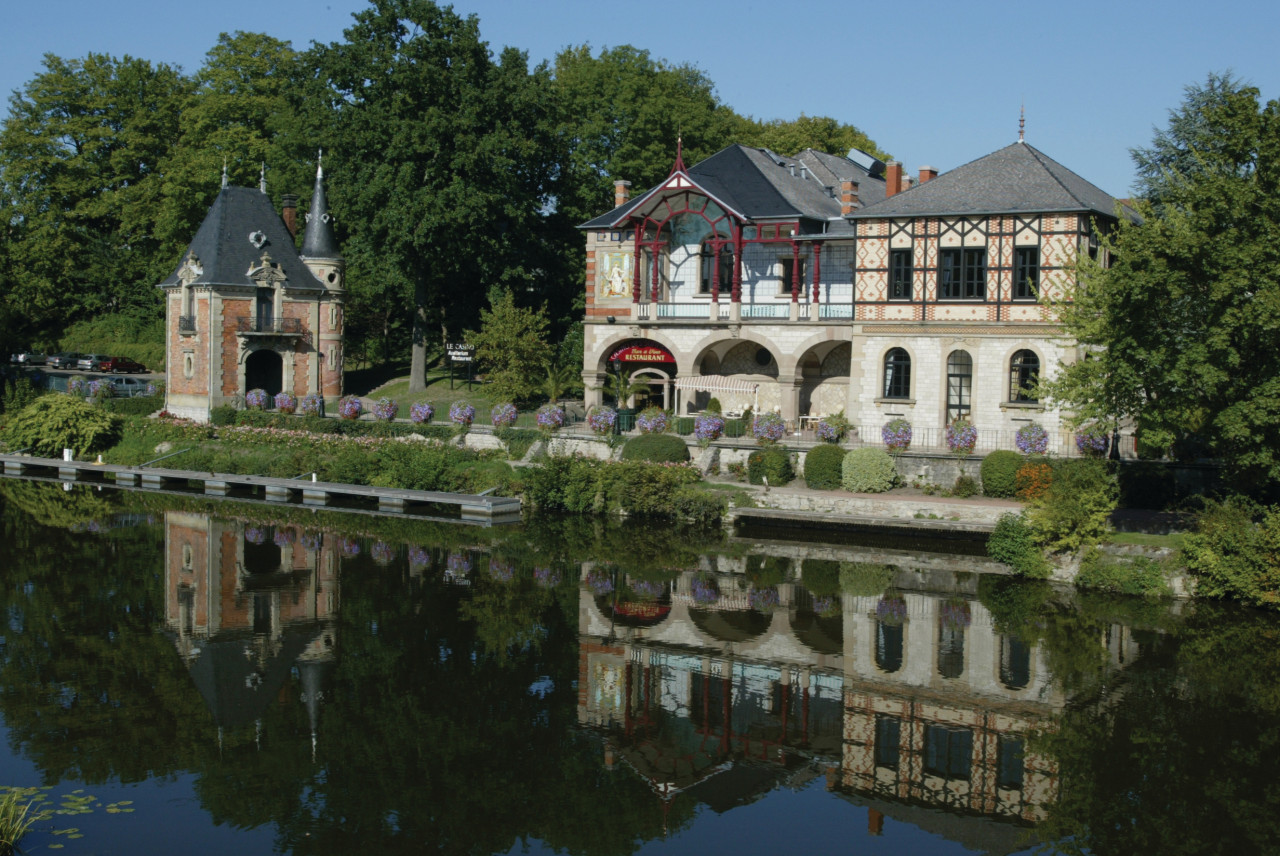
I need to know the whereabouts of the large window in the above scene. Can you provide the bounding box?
[997,736,1026,790]
[889,249,912,299]
[939,248,986,299]
[946,350,973,423]
[924,725,973,780]
[1009,350,1040,402]
[778,256,806,297]
[1014,246,1040,299]
[883,348,911,399]
[699,240,734,295]
[875,716,901,769]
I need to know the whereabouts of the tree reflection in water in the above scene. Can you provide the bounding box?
[0,480,1278,855]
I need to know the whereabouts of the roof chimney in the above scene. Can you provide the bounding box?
[840,179,860,216]
[918,166,937,184]
[614,180,632,209]
[281,194,299,238]
[885,162,903,198]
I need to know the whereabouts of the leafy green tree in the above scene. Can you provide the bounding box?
[0,53,191,341]
[737,113,889,160]
[308,0,564,390]
[1045,74,1280,484]
[468,289,553,405]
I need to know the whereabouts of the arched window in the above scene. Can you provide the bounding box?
[946,350,972,423]
[1009,350,1040,402]
[883,348,911,399]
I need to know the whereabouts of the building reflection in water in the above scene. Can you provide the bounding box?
[577,556,1140,847]
[163,512,338,754]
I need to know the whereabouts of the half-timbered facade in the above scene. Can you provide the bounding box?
[580,139,1122,451]
[158,164,345,422]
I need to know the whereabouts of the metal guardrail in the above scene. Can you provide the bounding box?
[140,448,193,467]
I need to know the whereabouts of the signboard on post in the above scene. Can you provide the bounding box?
[446,343,475,390]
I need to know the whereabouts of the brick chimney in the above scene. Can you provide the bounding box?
[885,161,903,198]
[281,193,298,238]
[840,179,860,216]
[919,165,937,184]
[614,180,632,208]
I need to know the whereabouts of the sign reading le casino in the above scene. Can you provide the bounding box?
[610,343,675,363]
[447,343,475,363]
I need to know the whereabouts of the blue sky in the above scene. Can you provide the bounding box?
[5,0,1278,200]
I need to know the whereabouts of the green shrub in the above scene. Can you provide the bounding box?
[621,433,691,463]
[523,456,715,521]
[981,450,1022,498]
[2,394,121,457]
[1076,548,1171,596]
[838,562,896,596]
[210,406,238,426]
[0,373,47,414]
[748,446,794,485]
[803,444,848,490]
[495,427,540,460]
[1182,496,1280,607]
[673,416,695,436]
[841,447,897,493]
[801,559,842,596]
[1026,459,1118,553]
[987,512,1051,578]
[669,485,728,525]
[952,474,980,498]
[747,555,790,587]
[706,397,722,413]
[103,394,162,416]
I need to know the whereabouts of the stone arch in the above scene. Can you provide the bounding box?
[591,331,684,375]
[243,348,285,398]
[793,340,851,417]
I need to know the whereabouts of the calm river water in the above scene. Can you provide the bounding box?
[0,478,1277,855]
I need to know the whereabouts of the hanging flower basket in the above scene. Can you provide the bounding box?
[876,594,908,626]
[340,538,361,558]
[299,394,323,416]
[449,401,476,427]
[245,388,268,410]
[586,568,615,596]
[410,402,434,424]
[244,526,267,545]
[1015,423,1049,455]
[940,599,972,630]
[300,531,323,551]
[636,407,669,434]
[371,397,398,422]
[535,404,565,433]
[338,395,363,420]
[1075,426,1110,458]
[694,412,725,446]
[586,405,617,435]
[491,403,518,428]
[446,552,472,574]
[752,411,786,445]
[749,586,781,612]
[691,577,720,605]
[273,529,296,548]
[408,546,431,571]
[371,541,394,566]
[274,391,297,414]
[946,418,978,456]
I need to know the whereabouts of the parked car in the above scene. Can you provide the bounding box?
[76,354,109,371]
[13,352,47,365]
[99,356,146,374]
[109,376,150,397]
[47,352,83,369]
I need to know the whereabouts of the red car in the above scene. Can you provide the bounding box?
[99,356,146,374]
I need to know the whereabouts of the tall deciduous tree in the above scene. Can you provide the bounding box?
[468,289,552,406]
[308,0,563,391]
[0,53,190,341]
[1046,74,1280,483]
[737,113,889,160]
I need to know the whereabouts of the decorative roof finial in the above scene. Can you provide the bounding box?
[259,162,267,194]
[1019,102,1025,143]
[221,157,228,189]
[317,148,324,179]
[669,133,686,176]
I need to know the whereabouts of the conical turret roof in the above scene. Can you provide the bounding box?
[301,159,341,259]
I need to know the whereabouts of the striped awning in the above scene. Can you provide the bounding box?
[673,376,760,395]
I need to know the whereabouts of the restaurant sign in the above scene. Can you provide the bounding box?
[609,343,675,364]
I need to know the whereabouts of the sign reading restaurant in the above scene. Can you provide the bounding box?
[447,343,475,363]
[609,343,675,363]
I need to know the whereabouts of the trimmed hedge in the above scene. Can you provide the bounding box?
[522,455,724,523]
[748,446,794,486]
[841,447,897,493]
[803,444,848,490]
[621,433,691,463]
[103,395,163,416]
[981,450,1022,498]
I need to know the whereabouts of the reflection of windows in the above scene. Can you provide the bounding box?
[889,249,912,299]
[1013,246,1039,299]
[1000,634,1032,690]
[875,715,901,769]
[939,248,986,299]
[883,348,911,399]
[1009,350,1040,402]
[924,725,973,780]
[778,257,806,297]
[875,621,903,673]
[997,736,1025,789]
[938,623,965,679]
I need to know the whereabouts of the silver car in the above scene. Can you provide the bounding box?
[47,352,82,369]
[77,354,108,371]
[109,376,150,398]
[14,352,47,365]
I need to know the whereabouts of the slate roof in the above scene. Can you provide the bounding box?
[850,141,1123,220]
[300,166,340,259]
[579,143,887,232]
[158,186,324,290]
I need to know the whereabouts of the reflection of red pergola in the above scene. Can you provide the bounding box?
[673,375,759,415]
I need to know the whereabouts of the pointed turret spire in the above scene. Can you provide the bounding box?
[301,152,340,259]
[669,134,687,176]
[259,162,267,194]
[1019,102,1025,143]
[221,158,228,189]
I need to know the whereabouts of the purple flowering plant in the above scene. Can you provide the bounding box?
[691,577,719,605]
[67,376,87,396]
[876,594,908,626]
[586,406,617,436]
[752,411,786,445]
[940,599,972,630]
[273,529,296,547]
[274,392,297,414]
[815,412,850,443]
[629,579,665,600]
[449,401,476,427]
[534,567,562,588]
[491,403,518,428]
[1015,423,1049,455]
[300,531,323,551]
[694,412,725,447]
[1075,426,1109,457]
[636,407,669,434]
[145,381,160,397]
[535,404,565,434]
[487,561,516,582]
[749,586,780,612]
[244,526,266,545]
[371,397,398,422]
[371,541,394,565]
[299,394,323,416]
[408,547,431,571]
[882,418,912,452]
[245,388,268,410]
[946,418,978,456]
[410,402,434,424]
[338,395,363,420]
[586,568,615,596]
[87,379,113,400]
[446,552,472,575]
[341,538,361,558]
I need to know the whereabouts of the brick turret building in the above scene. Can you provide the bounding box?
[158,163,345,421]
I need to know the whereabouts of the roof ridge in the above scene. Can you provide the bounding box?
[1022,143,1090,210]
